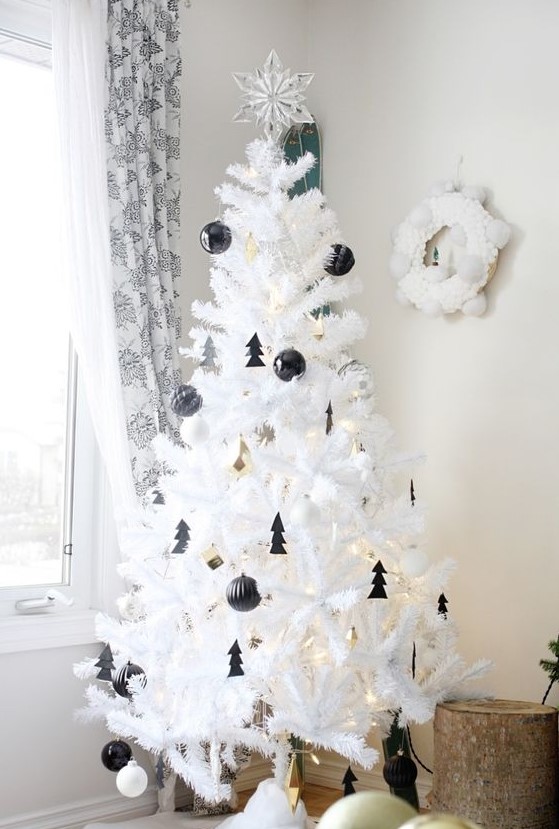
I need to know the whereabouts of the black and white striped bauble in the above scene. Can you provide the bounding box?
[382,752,418,789]
[324,243,355,276]
[226,574,262,612]
[112,662,147,699]
[170,384,203,417]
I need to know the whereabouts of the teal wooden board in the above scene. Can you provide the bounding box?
[282,120,322,197]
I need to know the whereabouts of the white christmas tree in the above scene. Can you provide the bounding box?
[76,51,488,807]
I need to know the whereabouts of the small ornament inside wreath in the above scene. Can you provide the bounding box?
[389,180,511,317]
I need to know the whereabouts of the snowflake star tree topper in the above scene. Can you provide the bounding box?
[233,49,314,141]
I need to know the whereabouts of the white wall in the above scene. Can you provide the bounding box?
[307,0,559,782]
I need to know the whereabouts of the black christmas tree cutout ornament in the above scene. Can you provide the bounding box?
[324,243,355,276]
[156,753,166,789]
[170,384,203,418]
[383,750,418,789]
[171,519,190,555]
[368,560,388,599]
[410,478,416,506]
[101,739,132,772]
[112,661,147,699]
[152,488,165,506]
[342,765,358,796]
[326,401,333,435]
[270,512,287,555]
[246,333,265,367]
[273,348,306,381]
[200,220,232,254]
[201,336,218,369]
[438,592,449,616]
[226,573,262,612]
[227,639,244,677]
[95,643,115,681]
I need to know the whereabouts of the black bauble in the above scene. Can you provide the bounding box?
[112,662,147,699]
[101,740,132,772]
[226,574,262,612]
[170,384,203,417]
[273,349,306,382]
[382,752,418,789]
[200,221,232,254]
[324,243,355,276]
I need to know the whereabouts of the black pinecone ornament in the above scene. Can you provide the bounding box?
[273,349,306,381]
[226,574,262,612]
[200,220,232,254]
[382,751,418,788]
[170,384,202,417]
[101,740,132,772]
[324,243,355,276]
[112,661,147,699]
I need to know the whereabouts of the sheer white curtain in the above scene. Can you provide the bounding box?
[52,0,137,521]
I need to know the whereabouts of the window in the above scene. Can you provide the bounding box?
[0,1,117,643]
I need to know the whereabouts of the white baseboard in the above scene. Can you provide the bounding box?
[1,756,430,829]
[0,785,192,829]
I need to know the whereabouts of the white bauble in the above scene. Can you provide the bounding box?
[389,252,410,280]
[116,760,148,798]
[290,496,321,526]
[408,204,433,229]
[401,547,429,578]
[399,814,482,829]
[180,414,210,445]
[422,298,443,317]
[318,791,416,829]
[461,185,487,204]
[462,292,487,317]
[450,225,467,246]
[425,264,449,283]
[486,218,511,249]
[457,254,484,284]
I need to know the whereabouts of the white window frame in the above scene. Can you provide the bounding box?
[0,0,122,653]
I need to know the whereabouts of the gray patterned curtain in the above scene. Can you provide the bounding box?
[105,0,182,501]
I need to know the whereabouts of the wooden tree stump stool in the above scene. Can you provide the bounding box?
[433,700,558,829]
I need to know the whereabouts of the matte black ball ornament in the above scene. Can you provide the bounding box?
[101,740,132,772]
[226,574,262,612]
[112,662,147,699]
[324,243,355,276]
[273,349,306,382]
[382,751,418,789]
[200,221,232,254]
[170,384,203,417]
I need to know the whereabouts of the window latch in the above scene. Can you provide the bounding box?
[15,589,75,614]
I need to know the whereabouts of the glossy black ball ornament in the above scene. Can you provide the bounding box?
[324,243,355,276]
[112,662,147,699]
[226,574,262,612]
[200,221,232,254]
[170,384,202,417]
[382,752,418,789]
[101,740,132,772]
[273,349,306,382]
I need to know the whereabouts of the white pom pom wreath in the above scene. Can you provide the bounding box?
[408,203,433,229]
[116,760,148,798]
[457,254,484,285]
[487,218,511,249]
[389,251,410,280]
[462,292,487,317]
[390,182,510,315]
